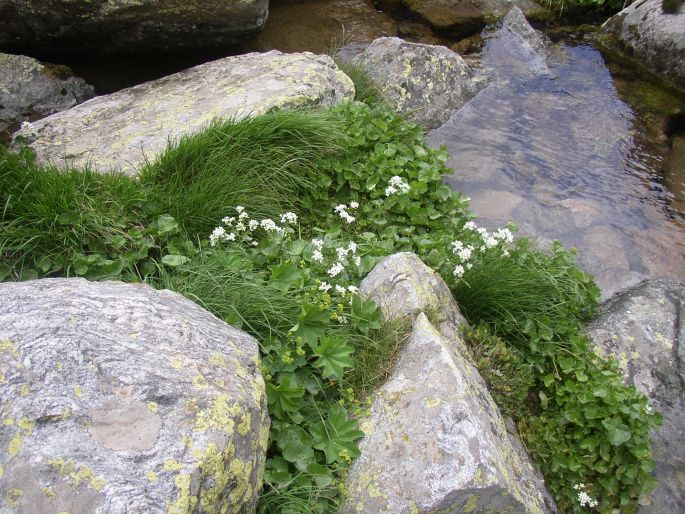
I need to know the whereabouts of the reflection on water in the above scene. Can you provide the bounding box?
[430,26,685,298]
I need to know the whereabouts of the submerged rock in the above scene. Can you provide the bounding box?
[0,53,94,133]
[602,0,685,89]
[353,37,484,128]
[20,51,354,175]
[343,253,556,513]
[0,278,269,513]
[0,0,268,55]
[586,279,685,513]
[375,0,544,38]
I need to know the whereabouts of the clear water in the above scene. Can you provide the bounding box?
[429,27,685,298]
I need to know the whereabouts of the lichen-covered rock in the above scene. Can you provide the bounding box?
[21,51,354,175]
[375,0,544,38]
[0,53,94,133]
[602,0,685,89]
[0,0,269,55]
[586,279,685,513]
[0,278,269,514]
[353,37,484,128]
[344,253,556,513]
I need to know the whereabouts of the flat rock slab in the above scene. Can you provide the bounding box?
[0,0,269,55]
[23,51,354,175]
[587,279,685,513]
[0,278,269,513]
[0,53,94,133]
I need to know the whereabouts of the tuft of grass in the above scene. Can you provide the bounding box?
[257,483,339,514]
[333,58,383,107]
[0,146,147,279]
[139,109,345,238]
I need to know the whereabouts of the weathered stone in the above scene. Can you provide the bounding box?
[353,37,484,128]
[0,53,94,133]
[602,0,685,90]
[20,51,354,175]
[0,278,269,513]
[375,0,544,38]
[586,279,685,513]
[0,0,269,55]
[345,253,556,513]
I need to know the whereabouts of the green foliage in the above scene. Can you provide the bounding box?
[333,58,383,106]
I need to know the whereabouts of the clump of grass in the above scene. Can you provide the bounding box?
[139,109,344,237]
[333,58,383,107]
[0,146,147,279]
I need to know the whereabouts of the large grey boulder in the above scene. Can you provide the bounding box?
[20,51,354,175]
[0,0,268,55]
[0,278,269,514]
[343,253,555,513]
[353,37,484,129]
[602,0,685,89]
[374,0,544,38]
[0,53,94,133]
[586,279,685,513]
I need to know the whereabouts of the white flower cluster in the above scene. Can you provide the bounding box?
[210,206,286,246]
[573,484,598,509]
[463,221,514,255]
[334,203,357,224]
[16,121,38,141]
[326,240,361,277]
[385,175,411,196]
[451,240,475,277]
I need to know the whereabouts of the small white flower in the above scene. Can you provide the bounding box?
[312,250,324,263]
[335,285,347,295]
[319,282,332,292]
[453,264,465,278]
[477,227,489,238]
[338,315,349,325]
[457,247,473,261]
[226,232,236,241]
[502,250,510,257]
[251,241,259,247]
[312,238,324,250]
[389,176,403,187]
[347,242,357,254]
[260,219,278,231]
[353,255,361,266]
[466,262,473,270]
[222,216,235,225]
[238,211,249,220]
[385,185,397,196]
[236,206,245,213]
[209,226,226,246]
[334,204,347,213]
[341,212,355,224]
[349,201,359,209]
[485,236,498,248]
[347,285,359,295]
[494,227,514,244]
[327,262,344,277]
[336,247,348,260]
[386,176,410,195]
[280,212,298,224]
[463,221,477,230]
[451,240,464,253]
[236,221,246,232]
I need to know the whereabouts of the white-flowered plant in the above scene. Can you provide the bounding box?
[449,221,516,281]
[385,175,411,196]
[573,484,599,509]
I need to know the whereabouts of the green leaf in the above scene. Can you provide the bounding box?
[350,295,381,334]
[157,214,179,236]
[266,375,305,419]
[602,417,632,446]
[307,463,334,488]
[292,302,329,347]
[277,425,315,471]
[161,254,189,267]
[312,337,355,380]
[269,261,304,293]
[310,405,365,464]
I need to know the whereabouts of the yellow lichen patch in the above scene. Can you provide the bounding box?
[3,417,14,426]
[73,385,83,398]
[8,434,22,457]
[147,401,159,414]
[167,473,196,514]
[0,463,3,479]
[163,459,185,472]
[5,488,23,508]
[41,486,55,497]
[0,373,6,383]
[19,384,29,396]
[209,352,227,368]
[47,458,106,491]
[426,397,441,408]
[170,357,184,369]
[194,394,240,434]
[227,458,253,505]
[146,471,158,483]
[56,361,63,371]
[237,412,252,436]
[18,418,35,435]
[192,374,210,389]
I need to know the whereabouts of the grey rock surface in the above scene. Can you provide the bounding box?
[586,279,685,513]
[602,0,685,89]
[0,53,94,133]
[344,252,555,513]
[0,278,269,514]
[375,0,543,37]
[353,37,484,129]
[21,51,354,175]
[0,0,269,55]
